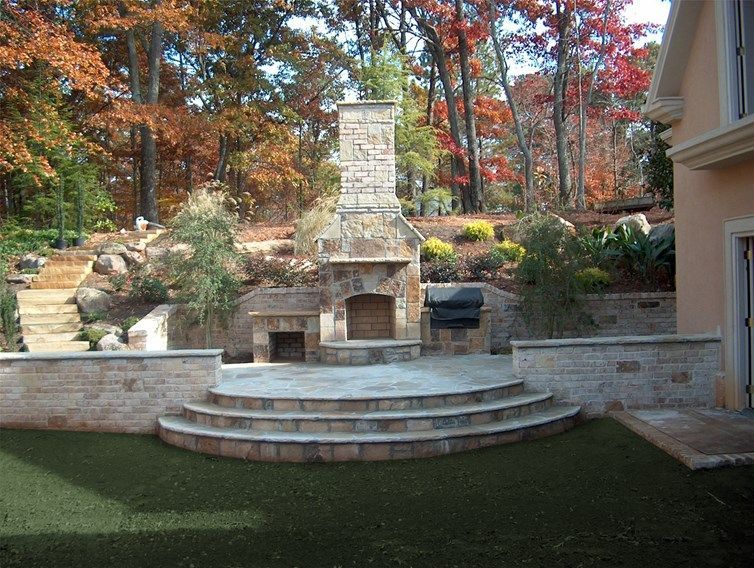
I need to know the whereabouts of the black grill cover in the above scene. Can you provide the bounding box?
[424,287,484,329]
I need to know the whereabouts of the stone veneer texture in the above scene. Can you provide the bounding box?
[0,350,222,433]
[512,334,720,416]
[317,101,424,342]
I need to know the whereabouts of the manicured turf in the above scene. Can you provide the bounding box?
[1,419,752,567]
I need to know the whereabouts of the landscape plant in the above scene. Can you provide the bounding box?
[129,276,169,304]
[167,186,242,348]
[614,225,675,286]
[420,258,460,283]
[0,264,18,350]
[514,214,592,338]
[246,256,317,288]
[490,240,526,263]
[121,316,140,333]
[420,237,457,262]
[462,220,495,241]
[293,193,338,256]
[575,267,613,294]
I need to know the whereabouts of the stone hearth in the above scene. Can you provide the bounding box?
[317,101,424,362]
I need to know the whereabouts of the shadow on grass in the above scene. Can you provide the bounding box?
[1,419,753,567]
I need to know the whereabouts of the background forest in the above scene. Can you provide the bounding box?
[0,0,672,231]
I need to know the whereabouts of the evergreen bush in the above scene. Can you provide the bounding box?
[490,240,526,263]
[166,185,241,348]
[462,220,495,241]
[420,237,457,262]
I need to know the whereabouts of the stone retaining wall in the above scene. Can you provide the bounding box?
[133,285,676,359]
[511,334,720,416]
[0,350,222,433]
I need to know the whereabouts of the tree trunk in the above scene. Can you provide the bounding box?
[139,18,163,223]
[408,7,467,211]
[489,0,534,212]
[553,0,573,208]
[420,59,437,216]
[576,0,611,210]
[215,134,229,182]
[455,0,483,212]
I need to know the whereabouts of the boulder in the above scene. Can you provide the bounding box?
[125,241,146,253]
[76,287,111,314]
[649,223,675,243]
[121,250,145,267]
[19,254,46,270]
[94,254,127,275]
[550,214,576,234]
[85,322,123,337]
[97,242,127,255]
[615,213,651,235]
[96,333,129,351]
[5,273,32,285]
[145,246,169,260]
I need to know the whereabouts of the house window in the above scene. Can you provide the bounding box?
[733,0,754,118]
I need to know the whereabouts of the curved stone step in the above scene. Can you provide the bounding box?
[158,406,581,462]
[209,378,525,412]
[184,392,553,433]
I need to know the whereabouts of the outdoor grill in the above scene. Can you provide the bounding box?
[424,287,485,329]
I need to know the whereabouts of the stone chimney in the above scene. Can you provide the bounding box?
[336,101,400,212]
[316,100,424,348]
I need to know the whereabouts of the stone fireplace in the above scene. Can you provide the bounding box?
[317,101,424,363]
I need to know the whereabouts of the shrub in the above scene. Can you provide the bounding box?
[0,264,18,350]
[575,267,612,293]
[294,193,338,256]
[129,276,169,304]
[82,310,107,324]
[464,253,504,280]
[577,227,619,269]
[420,258,460,283]
[514,215,592,339]
[109,273,128,292]
[246,255,317,287]
[462,220,495,241]
[490,240,526,263]
[167,185,242,348]
[121,316,140,332]
[614,225,675,286]
[420,237,456,262]
[78,328,107,349]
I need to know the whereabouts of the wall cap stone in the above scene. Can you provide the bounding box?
[511,333,720,349]
[0,349,223,361]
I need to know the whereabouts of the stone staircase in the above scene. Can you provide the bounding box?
[158,370,581,462]
[17,250,96,353]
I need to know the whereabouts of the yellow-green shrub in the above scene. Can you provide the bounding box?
[575,267,612,293]
[462,220,495,241]
[490,240,526,263]
[421,237,456,262]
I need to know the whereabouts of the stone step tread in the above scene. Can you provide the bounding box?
[24,341,91,353]
[210,377,524,402]
[185,392,553,421]
[159,406,581,444]
[23,331,83,342]
[30,282,84,289]
[21,322,83,334]
[18,304,79,314]
[19,313,81,324]
[50,254,97,261]
[17,288,78,296]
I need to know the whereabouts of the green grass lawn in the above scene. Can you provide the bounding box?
[1,419,752,568]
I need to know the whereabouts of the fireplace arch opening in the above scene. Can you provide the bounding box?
[346,294,396,340]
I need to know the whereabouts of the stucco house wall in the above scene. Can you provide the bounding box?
[645,0,754,409]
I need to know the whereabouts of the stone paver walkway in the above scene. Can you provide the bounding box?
[613,409,754,469]
[219,355,513,399]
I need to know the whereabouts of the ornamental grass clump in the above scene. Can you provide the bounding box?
[167,185,241,348]
[294,193,338,256]
[462,220,495,241]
